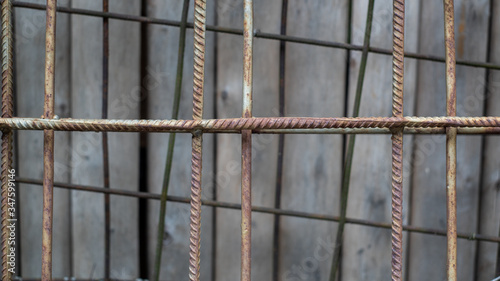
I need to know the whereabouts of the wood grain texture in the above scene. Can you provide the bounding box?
[278,1,346,280]
[408,1,490,280]
[16,0,71,277]
[145,0,214,279]
[215,0,280,280]
[476,1,500,280]
[70,1,140,278]
[342,1,419,280]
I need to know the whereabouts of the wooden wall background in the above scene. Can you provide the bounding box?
[12,0,500,280]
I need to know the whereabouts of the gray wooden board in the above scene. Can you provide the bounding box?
[15,0,71,277]
[146,0,214,279]
[476,1,500,280]
[278,1,347,280]
[408,1,489,280]
[70,1,140,278]
[342,0,419,280]
[215,0,280,280]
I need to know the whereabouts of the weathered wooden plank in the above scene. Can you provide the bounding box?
[408,1,489,280]
[70,1,140,278]
[146,0,215,279]
[277,1,347,280]
[215,0,280,280]
[15,0,71,277]
[476,1,500,280]
[341,1,419,280]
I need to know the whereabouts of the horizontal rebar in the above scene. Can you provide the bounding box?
[16,178,500,244]
[1,117,500,133]
[12,1,500,71]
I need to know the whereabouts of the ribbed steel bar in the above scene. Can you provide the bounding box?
[189,0,206,279]
[0,0,14,279]
[17,177,500,244]
[331,1,375,280]
[241,1,253,280]
[41,0,57,280]
[153,0,190,280]
[443,0,457,280]
[102,1,110,280]
[1,116,500,132]
[391,0,405,280]
[12,1,500,71]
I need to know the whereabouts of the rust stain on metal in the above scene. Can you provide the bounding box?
[241,1,253,280]
[443,1,458,280]
[1,116,500,132]
[189,0,206,280]
[391,1,405,280]
[41,0,57,280]
[241,130,252,281]
[1,0,14,279]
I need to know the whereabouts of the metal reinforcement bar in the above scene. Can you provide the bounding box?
[11,1,500,71]
[443,0,458,280]
[241,0,253,279]
[390,0,405,280]
[0,0,14,280]
[188,0,207,280]
[0,117,500,132]
[16,178,500,244]
[41,0,57,280]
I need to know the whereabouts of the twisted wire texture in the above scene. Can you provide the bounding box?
[1,116,500,132]
[391,1,404,281]
[189,0,206,280]
[1,0,13,279]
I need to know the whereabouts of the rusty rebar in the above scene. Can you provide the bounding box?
[13,1,500,71]
[41,0,57,280]
[1,0,14,279]
[391,1,405,280]
[443,0,457,280]
[189,0,206,280]
[241,0,253,280]
[17,177,500,244]
[2,116,500,133]
[153,0,190,279]
[102,1,110,280]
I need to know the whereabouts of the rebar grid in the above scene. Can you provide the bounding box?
[2,0,500,280]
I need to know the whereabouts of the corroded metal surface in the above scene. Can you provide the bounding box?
[443,0,457,280]
[1,116,500,132]
[1,0,13,279]
[241,0,253,280]
[189,0,206,280]
[41,0,57,280]
[391,0,405,280]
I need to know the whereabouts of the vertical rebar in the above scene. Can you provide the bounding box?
[391,0,405,281]
[102,0,110,280]
[443,0,457,280]
[0,0,13,279]
[241,1,253,281]
[41,0,57,280]
[153,0,190,280]
[272,0,287,280]
[189,0,206,280]
[330,1,375,280]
